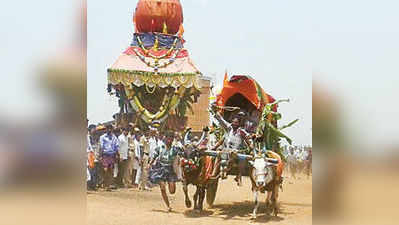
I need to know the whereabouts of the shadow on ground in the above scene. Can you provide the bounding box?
[210,200,287,223]
[184,209,214,218]
[88,189,160,202]
[151,209,182,215]
[281,201,312,207]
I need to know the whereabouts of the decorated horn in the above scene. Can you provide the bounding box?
[216,105,240,111]
[203,150,219,157]
[210,104,240,112]
[265,158,279,164]
[236,153,253,160]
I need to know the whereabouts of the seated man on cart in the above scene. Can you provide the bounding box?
[210,104,254,186]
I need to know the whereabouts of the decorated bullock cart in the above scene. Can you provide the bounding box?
[204,74,298,210]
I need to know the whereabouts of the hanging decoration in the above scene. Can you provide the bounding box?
[133,35,181,72]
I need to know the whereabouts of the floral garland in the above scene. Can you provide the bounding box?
[126,87,186,124]
[145,84,156,94]
[135,35,181,72]
[133,47,180,72]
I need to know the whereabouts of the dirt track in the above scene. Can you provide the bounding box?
[87,174,312,225]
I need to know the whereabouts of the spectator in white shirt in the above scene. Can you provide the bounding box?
[138,132,151,191]
[286,148,298,179]
[148,129,161,161]
[132,128,143,188]
[117,128,129,187]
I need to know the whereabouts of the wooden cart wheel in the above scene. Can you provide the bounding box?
[206,179,219,208]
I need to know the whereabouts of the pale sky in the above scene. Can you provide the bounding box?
[310,0,399,149]
[0,0,77,120]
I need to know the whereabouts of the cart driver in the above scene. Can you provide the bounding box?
[210,104,254,186]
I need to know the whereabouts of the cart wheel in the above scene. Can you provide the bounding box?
[206,179,219,208]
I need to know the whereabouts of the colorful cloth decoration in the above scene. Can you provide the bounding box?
[216,73,277,111]
[131,33,184,49]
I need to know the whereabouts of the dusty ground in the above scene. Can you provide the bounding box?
[87,173,312,225]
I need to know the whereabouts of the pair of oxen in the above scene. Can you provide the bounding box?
[179,136,284,219]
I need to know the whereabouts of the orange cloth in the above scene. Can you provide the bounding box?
[88,152,95,169]
[216,74,275,110]
[266,151,284,178]
[199,156,214,183]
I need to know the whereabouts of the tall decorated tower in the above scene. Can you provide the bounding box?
[107,0,209,131]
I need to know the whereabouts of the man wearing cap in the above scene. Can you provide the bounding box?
[99,125,120,191]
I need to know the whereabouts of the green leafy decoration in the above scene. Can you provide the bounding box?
[256,99,298,149]
[279,119,299,130]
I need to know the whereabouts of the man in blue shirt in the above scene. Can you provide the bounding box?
[100,124,120,191]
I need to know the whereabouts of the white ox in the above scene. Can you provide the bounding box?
[248,155,281,219]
